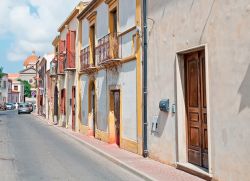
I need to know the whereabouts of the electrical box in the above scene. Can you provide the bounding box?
[172,104,176,113]
[159,99,169,112]
[151,116,158,132]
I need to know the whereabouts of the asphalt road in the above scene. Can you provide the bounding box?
[0,110,143,181]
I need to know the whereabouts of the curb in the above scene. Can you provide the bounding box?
[33,114,156,181]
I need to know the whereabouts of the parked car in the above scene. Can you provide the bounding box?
[18,103,31,114]
[6,103,15,110]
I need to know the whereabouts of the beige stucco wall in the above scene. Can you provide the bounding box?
[58,13,79,129]
[80,60,137,141]
[147,0,250,180]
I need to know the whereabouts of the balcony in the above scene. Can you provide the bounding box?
[80,46,98,74]
[65,50,76,71]
[50,59,57,77]
[96,32,121,68]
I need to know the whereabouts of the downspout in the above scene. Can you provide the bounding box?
[142,0,148,158]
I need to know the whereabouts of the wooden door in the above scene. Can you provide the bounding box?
[54,86,58,116]
[91,86,96,137]
[185,50,208,169]
[72,86,76,131]
[113,91,120,146]
[61,89,66,115]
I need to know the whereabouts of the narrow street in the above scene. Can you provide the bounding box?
[0,110,143,181]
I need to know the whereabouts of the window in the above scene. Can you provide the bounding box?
[14,86,18,91]
[3,81,6,88]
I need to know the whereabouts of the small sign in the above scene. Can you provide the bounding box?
[31,90,36,97]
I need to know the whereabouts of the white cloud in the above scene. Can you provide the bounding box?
[0,0,90,62]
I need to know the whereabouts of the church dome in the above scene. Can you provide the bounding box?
[23,51,38,67]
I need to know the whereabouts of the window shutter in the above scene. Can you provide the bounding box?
[70,31,76,68]
[59,40,65,73]
[66,32,70,68]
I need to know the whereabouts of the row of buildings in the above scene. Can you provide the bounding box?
[0,52,38,106]
[35,0,250,181]
[0,74,12,104]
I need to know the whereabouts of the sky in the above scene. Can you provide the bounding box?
[0,0,87,73]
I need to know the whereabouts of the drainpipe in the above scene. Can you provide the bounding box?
[142,0,148,158]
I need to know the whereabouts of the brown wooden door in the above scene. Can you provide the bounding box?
[61,89,66,115]
[113,91,120,146]
[185,50,208,169]
[91,86,96,137]
[72,86,76,131]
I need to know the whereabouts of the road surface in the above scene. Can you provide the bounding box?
[0,110,143,181]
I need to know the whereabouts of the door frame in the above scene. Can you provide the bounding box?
[112,89,121,146]
[175,44,212,175]
[72,86,76,131]
[88,80,97,137]
[108,85,122,145]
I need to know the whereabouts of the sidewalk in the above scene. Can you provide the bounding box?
[33,113,204,181]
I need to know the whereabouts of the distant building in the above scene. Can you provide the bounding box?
[0,74,9,104]
[7,79,12,103]
[19,51,39,103]
[8,74,24,103]
[36,53,54,118]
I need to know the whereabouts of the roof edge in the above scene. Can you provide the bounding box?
[58,1,90,32]
[77,0,98,20]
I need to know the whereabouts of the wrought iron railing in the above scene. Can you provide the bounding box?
[80,46,91,71]
[96,32,120,64]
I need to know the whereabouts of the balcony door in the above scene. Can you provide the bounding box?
[66,31,76,68]
[90,25,96,66]
[110,8,117,34]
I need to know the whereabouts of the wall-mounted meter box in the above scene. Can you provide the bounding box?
[151,116,159,132]
[159,99,169,112]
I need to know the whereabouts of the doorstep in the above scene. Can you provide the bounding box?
[33,114,205,181]
[176,162,212,181]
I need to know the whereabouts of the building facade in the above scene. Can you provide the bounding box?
[7,79,12,103]
[57,2,88,129]
[8,74,24,103]
[146,0,250,180]
[49,36,60,124]
[77,0,143,154]
[19,52,38,103]
[0,74,9,104]
[36,57,46,116]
